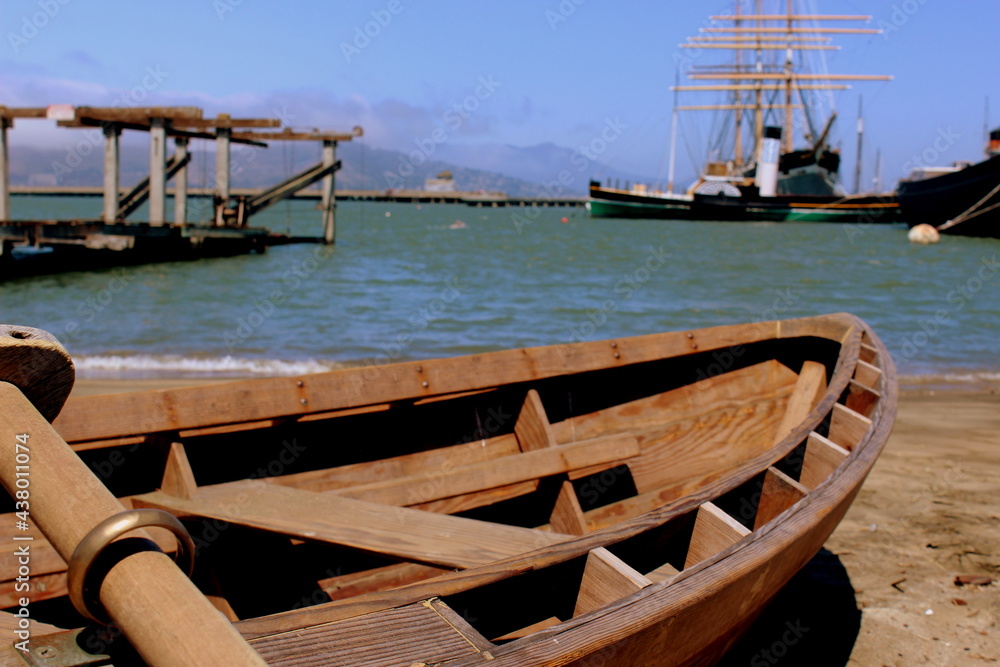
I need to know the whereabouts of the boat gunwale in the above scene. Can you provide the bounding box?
[54,314,855,446]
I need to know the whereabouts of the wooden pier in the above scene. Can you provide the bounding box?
[9,186,587,208]
[0,105,361,278]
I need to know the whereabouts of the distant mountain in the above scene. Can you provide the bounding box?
[7,139,654,197]
[431,141,652,194]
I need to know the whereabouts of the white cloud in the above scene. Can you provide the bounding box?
[0,66,501,155]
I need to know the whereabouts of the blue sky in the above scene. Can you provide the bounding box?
[2,0,998,187]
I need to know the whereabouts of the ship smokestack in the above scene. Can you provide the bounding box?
[989,127,1000,156]
[755,126,782,197]
[754,126,781,197]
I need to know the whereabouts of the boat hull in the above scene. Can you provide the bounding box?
[588,185,900,223]
[897,154,1000,238]
[1,314,896,666]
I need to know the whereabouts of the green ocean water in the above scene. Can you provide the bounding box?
[2,196,998,384]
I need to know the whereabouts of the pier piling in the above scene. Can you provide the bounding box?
[321,139,337,244]
[149,117,167,225]
[214,122,231,227]
[102,125,121,223]
[174,137,189,225]
[0,117,9,223]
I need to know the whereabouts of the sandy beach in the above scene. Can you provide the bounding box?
[720,386,1000,666]
[830,389,999,666]
[68,378,999,665]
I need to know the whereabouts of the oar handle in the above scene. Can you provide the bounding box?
[0,328,266,666]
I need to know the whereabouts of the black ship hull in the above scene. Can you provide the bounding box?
[897,154,1000,239]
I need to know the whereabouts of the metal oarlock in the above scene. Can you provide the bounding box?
[0,324,266,666]
[68,509,196,625]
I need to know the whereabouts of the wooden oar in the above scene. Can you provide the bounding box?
[0,326,265,666]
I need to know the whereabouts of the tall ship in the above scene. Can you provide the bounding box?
[896,127,1000,239]
[588,2,899,223]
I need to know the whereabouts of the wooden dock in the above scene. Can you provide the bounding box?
[0,105,361,278]
[0,219,289,278]
[9,186,587,208]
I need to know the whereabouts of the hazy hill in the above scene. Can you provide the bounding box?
[8,138,652,197]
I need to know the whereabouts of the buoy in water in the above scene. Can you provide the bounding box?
[908,224,940,245]
[560,217,569,223]
[385,211,391,217]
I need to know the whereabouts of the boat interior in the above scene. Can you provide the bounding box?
[0,316,892,664]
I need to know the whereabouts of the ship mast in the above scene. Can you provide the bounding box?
[676,0,891,173]
[754,0,764,158]
[733,1,743,168]
[784,0,794,153]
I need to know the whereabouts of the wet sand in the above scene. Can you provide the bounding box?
[67,379,999,665]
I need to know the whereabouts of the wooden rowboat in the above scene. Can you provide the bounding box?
[0,313,896,666]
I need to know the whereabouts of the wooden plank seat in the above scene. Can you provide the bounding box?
[329,432,640,507]
[248,597,493,666]
[136,481,573,569]
[0,432,639,607]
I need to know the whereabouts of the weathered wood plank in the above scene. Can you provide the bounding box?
[0,571,67,609]
[775,360,827,443]
[0,611,62,637]
[54,321,805,443]
[515,389,557,451]
[859,342,879,364]
[247,599,491,666]
[549,480,589,536]
[269,434,521,494]
[684,502,751,569]
[799,432,850,490]
[161,442,197,499]
[549,361,799,497]
[753,467,807,530]
[331,434,640,507]
[844,379,880,418]
[828,403,872,452]
[319,562,448,602]
[136,482,571,569]
[551,360,797,444]
[493,616,562,642]
[412,480,540,516]
[645,561,680,584]
[0,520,66,578]
[853,359,881,389]
[431,598,496,653]
[206,594,240,622]
[572,394,795,535]
[611,396,789,498]
[513,390,591,536]
[574,547,652,617]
